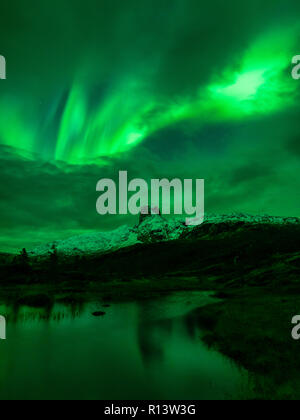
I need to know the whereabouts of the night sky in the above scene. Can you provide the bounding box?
[1,0,300,252]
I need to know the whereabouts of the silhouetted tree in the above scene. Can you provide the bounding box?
[49,244,59,273]
[20,248,29,265]
[12,248,32,279]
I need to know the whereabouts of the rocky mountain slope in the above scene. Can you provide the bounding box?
[28,212,300,259]
[89,214,300,287]
[28,211,188,258]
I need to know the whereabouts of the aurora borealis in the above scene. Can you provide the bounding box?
[1,23,299,164]
[1,0,300,252]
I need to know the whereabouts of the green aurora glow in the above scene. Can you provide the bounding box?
[1,0,300,252]
[0,24,299,165]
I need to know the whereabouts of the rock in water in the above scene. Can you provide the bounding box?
[92,311,106,317]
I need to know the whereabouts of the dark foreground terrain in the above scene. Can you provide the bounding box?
[1,219,300,399]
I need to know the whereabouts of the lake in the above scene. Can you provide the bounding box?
[0,291,252,400]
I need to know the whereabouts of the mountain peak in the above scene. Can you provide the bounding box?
[138,206,163,225]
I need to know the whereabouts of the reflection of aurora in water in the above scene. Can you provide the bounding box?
[0,26,298,165]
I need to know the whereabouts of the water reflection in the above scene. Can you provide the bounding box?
[0,292,252,400]
[0,300,86,324]
[136,291,216,365]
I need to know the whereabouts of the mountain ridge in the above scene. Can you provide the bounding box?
[28,213,300,258]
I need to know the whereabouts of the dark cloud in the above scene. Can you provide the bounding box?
[230,163,275,186]
[286,135,300,157]
[1,0,299,96]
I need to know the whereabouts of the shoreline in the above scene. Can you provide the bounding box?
[0,276,211,306]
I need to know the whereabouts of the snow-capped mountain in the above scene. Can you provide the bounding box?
[28,225,137,258]
[28,212,300,258]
